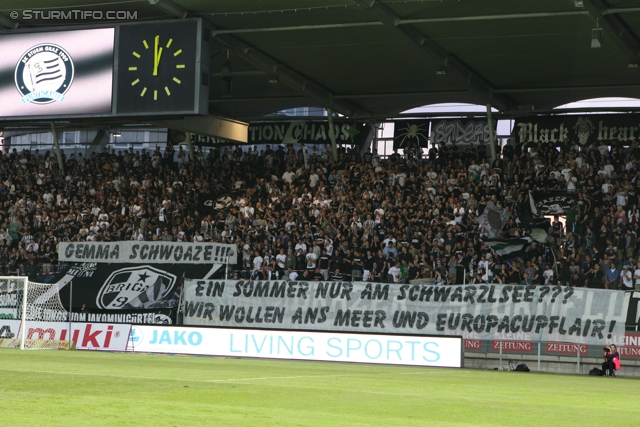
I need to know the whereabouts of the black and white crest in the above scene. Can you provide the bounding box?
[96,266,177,310]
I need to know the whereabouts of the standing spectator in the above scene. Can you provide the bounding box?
[604,262,620,289]
[388,262,402,284]
[543,264,554,285]
[620,264,633,290]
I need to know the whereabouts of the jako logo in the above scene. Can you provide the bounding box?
[148,329,202,346]
[96,266,176,309]
[129,326,144,345]
[15,43,74,105]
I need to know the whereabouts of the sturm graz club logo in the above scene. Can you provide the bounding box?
[15,43,74,105]
[96,266,177,310]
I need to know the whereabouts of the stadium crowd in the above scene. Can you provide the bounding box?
[1,134,640,290]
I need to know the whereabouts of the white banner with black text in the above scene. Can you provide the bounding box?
[182,280,628,345]
[59,241,236,264]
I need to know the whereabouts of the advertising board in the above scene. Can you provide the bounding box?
[0,320,130,350]
[128,325,463,368]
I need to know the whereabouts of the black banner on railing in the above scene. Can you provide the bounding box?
[393,120,430,148]
[188,121,372,146]
[512,114,640,146]
[54,262,222,324]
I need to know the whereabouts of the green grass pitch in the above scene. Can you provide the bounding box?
[0,349,638,427]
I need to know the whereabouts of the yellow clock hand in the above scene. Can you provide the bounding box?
[153,35,164,76]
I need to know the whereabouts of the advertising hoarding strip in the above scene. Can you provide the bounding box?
[128,325,463,368]
[0,320,130,351]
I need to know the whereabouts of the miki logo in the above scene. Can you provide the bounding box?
[26,324,119,348]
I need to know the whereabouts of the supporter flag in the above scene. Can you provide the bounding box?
[527,228,548,244]
[528,190,538,216]
[476,201,509,238]
[484,238,529,258]
[528,190,579,215]
[516,191,550,240]
[393,120,430,148]
[199,193,234,212]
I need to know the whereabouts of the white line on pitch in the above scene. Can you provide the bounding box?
[0,368,428,384]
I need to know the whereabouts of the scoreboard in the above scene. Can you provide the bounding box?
[0,18,210,120]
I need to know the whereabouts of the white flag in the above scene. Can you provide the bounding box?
[476,201,510,238]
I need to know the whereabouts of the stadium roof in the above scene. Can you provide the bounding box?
[1,0,640,122]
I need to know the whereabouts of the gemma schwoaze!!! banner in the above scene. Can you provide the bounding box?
[182,280,629,345]
[59,241,236,264]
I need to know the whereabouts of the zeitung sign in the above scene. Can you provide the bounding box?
[182,280,629,345]
[512,114,640,146]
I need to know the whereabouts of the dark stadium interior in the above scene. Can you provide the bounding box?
[0,0,639,125]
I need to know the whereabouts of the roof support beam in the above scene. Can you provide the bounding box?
[148,0,368,117]
[602,7,640,15]
[211,10,591,36]
[147,0,188,19]
[400,10,588,24]
[495,83,640,93]
[210,82,640,103]
[213,21,382,35]
[213,34,369,117]
[352,0,515,111]
[584,0,640,64]
[211,96,306,103]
